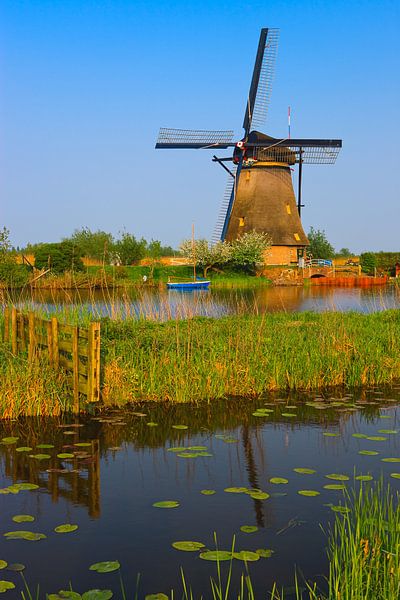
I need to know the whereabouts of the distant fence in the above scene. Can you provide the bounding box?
[3,307,100,411]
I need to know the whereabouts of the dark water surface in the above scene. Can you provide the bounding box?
[6,284,400,320]
[1,389,400,597]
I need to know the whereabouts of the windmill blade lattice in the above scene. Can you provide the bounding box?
[212,164,238,244]
[156,128,234,149]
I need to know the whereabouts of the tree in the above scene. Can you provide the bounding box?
[34,241,84,274]
[179,239,231,277]
[336,247,352,258]
[113,232,146,265]
[307,227,335,259]
[0,227,30,286]
[65,228,114,262]
[360,252,377,275]
[230,230,272,273]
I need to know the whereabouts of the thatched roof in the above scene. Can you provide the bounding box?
[225,164,309,246]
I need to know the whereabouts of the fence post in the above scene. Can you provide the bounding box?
[51,317,59,370]
[47,320,53,366]
[11,307,17,355]
[72,326,79,413]
[28,312,36,362]
[18,313,26,352]
[3,307,9,343]
[87,322,101,403]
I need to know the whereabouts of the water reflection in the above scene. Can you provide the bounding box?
[3,283,400,320]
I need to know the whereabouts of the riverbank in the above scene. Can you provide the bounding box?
[1,309,400,417]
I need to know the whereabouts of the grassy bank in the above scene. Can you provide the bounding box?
[1,309,400,416]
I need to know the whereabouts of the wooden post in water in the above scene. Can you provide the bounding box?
[28,312,36,362]
[11,307,17,355]
[46,320,53,366]
[72,326,79,413]
[87,322,101,403]
[3,307,10,343]
[18,313,26,352]
[51,317,59,370]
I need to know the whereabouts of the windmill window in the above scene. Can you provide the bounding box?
[286,204,291,215]
[239,217,245,227]
[294,233,300,241]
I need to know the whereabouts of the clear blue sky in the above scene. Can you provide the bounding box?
[1,0,399,253]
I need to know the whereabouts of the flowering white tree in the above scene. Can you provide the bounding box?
[230,231,272,273]
[179,239,231,277]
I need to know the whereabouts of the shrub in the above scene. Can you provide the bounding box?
[360,252,377,275]
[34,241,84,274]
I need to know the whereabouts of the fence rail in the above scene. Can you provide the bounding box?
[3,307,100,412]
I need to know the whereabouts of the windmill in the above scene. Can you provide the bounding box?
[155,28,342,266]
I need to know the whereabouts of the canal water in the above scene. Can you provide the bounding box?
[6,283,400,320]
[1,388,400,597]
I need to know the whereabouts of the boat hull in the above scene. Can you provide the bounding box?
[167,281,211,290]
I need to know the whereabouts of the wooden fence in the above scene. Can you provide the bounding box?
[3,307,100,411]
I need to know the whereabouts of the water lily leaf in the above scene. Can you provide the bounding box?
[29,454,51,460]
[281,413,296,417]
[4,531,46,541]
[240,526,258,533]
[199,551,232,562]
[323,433,340,437]
[48,592,81,599]
[378,430,397,434]
[365,436,387,441]
[89,561,120,573]
[57,453,75,459]
[293,468,316,475]
[82,591,113,600]
[298,490,320,497]
[255,548,274,558]
[12,515,35,523]
[187,446,208,451]
[74,443,92,447]
[358,450,379,455]
[330,505,351,514]
[172,425,188,430]
[145,595,168,600]
[252,412,269,417]
[224,487,248,494]
[323,484,346,490]
[0,581,15,593]
[248,491,270,500]
[55,524,78,533]
[352,433,368,439]
[16,447,32,452]
[0,563,6,571]
[176,452,200,458]
[172,541,205,551]
[5,563,25,572]
[37,444,54,449]
[390,473,400,479]
[166,447,186,453]
[1,437,18,445]
[12,483,39,491]
[269,478,288,484]
[147,423,158,427]
[381,458,400,463]
[355,475,373,481]
[200,490,216,495]
[325,474,350,481]
[222,437,238,444]
[233,551,260,562]
[152,501,179,508]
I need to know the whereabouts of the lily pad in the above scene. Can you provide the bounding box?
[5,564,25,572]
[224,487,248,494]
[378,430,397,434]
[48,592,82,600]
[74,443,92,447]
[55,524,78,533]
[365,436,387,441]
[166,447,186,453]
[381,458,400,463]
[323,433,340,437]
[0,563,6,571]
[15,447,32,452]
[252,412,269,417]
[4,530,46,541]
[298,490,320,497]
[199,551,232,562]
[172,425,188,430]
[200,490,216,495]
[147,423,158,427]
[29,454,51,460]
[248,491,270,500]
[269,477,288,484]
[352,433,368,439]
[233,551,260,562]
[330,505,351,514]
[152,501,179,508]
[223,437,239,443]
[0,581,15,593]
[176,452,201,458]
[82,592,113,600]
[240,526,258,533]
[37,444,54,449]
[144,595,168,600]
[187,446,208,451]
[255,548,274,558]
[323,484,346,490]
[12,483,39,491]
[12,515,35,523]
[57,453,75,459]
[325,474,350,481]
[281,413,296,417]
[1,437,18,445]
[172,541,205,551]
[355,475,373,481]
[358,450,379,456]
[390,473,400,479]
[89,561,120,573]
[293,468,316,475]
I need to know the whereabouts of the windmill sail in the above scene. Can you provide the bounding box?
[212,165,238,244]
[156,128,234,149]
[243,28,279,136]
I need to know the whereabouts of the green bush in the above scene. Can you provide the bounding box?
[360,252,377,275]
[0,263,30,286]
[34,241,84,274]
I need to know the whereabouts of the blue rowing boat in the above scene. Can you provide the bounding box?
[167,279,210,290]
